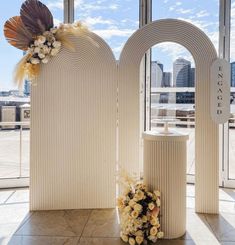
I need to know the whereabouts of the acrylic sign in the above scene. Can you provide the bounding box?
[211,59,230,124]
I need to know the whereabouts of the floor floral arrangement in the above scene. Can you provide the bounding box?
[117,170,163,245]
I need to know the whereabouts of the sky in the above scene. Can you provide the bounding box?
[0,0,234,90]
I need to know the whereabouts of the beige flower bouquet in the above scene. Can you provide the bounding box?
[117,170,163,244]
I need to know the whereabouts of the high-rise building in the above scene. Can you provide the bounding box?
[24,80,30,96]
[173,58,191,87]
[162,72,172,87]
[151,61,163,87]
[231,62,235,87]
[189,68,195,87]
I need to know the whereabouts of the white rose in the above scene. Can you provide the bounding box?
[129,199,136,208]
[37,35,46,44]
[30,58,40,64]
[148,235,157,243]
[34,47,40,53]
[42,57,49,64]
[38,53,45,59]
[150,226,158,236]
[34,40,39,46]
[156,198,161,207]
[148,202,155,210]
[135,190,145,201]
[131,210,139,219]
[124,205,131,213]
[135,236,143,245]
[42,46,50,54]
[134,204,142,212]
[120,232,129,242]
[51,48,60,56]
[154,190,161,197]
[150,216,158,226]
[53,41,61,48]
[135,230,143,236]
[50,27,58,34]
[157,231,164,238]
[142,215,147,223]
[129,237,136,245]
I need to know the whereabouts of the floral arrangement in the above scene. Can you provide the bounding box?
[3,0,90,86]
[117,170,163,245]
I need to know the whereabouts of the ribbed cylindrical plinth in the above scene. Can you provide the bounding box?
[143,131,189,239]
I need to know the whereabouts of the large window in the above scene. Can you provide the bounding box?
[229,0,235,181]
[0,1,62,185]
[150,0,219,182]
[75,0,139,59]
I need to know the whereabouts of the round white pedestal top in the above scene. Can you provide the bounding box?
[142,130,189,142]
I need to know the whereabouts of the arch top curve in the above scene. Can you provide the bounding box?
[119,18,218,67]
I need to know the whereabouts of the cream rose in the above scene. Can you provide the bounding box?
[42,57,49,64]
[150,226,158,236]
[148,235,157,243]
[142,215,147,223]
[134,203,142,212]
[129,199,136,207]
[156,198,161,207]
[53,41,62,48]
[124,205,131,213]
[30,58,40,65]
[117,196,125,209]
[51,48,60,56]
[148,202,155,210]
[37,35,46,44]
[38,53,45,59]
[157,231,164,238]
[135,230,143,236]
[120,232,129,242]
[154,190,161,197]
[131,210,139,219]
[150,216,158,226]
[135,190,144,201]
[129,237,136,245]
[135,236,144,245]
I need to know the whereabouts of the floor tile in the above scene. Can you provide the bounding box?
[79,237,126,245]
[15,209,91,237]
[184,211,220,244]
[204,213,235,242]
[6,189,29,204]
[82,209,120,238]
[6,235,79,245]
[0,203,30,238]
[0,190,14,204]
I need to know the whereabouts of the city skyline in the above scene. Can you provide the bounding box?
[151,57,195,88]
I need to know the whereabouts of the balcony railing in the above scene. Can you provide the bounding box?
[0,122,30,183]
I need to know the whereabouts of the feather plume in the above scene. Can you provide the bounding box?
[14,53,39,87]
[20,0,54,35]
[56,22,99,52]
[4,16,33,50]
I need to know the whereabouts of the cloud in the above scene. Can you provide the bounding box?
[47,0,63,10]
[176,2,182,6]
[83,16,114,27]
[153,42,195,70]
[176,8,194,14]
[93,28,135,39]
[196,10,210,18]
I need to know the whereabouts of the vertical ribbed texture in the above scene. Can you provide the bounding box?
[30,34,117,210]
[143,136,187,239]
[119,19,219,214]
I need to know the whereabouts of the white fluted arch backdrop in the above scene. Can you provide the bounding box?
[31,19,219,213]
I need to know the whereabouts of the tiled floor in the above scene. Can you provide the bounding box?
[0,185,235,245]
